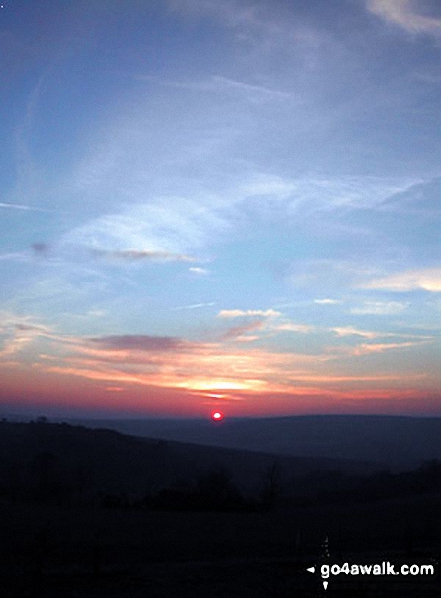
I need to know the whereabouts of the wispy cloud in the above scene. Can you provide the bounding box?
[0,202,52,212]
[350,301,409,315]
[331,326,380,339]
[360,268,441,292]
[367,0,441,36]
[63,199,228,257]
[210,75,295,101]
[38,335,333,396]
[172,301,215,311]
[167,0,265,31]
[273,322,314,334]
[314,298,342,305]
[88,335,195,352]
[0,313,52,359]
[0,312,52,335]
[222,319,264,341]
[92,248,198,263]
[330,326,432,340]
[217,308,282,318]
[142,74,296,102]
[0,251,29,262]
[3,307,434,412]
[379,177,441,216]
[32,243,50,256]
[189,267,210,275]
[352,340,430,356]
[326,338,431,357]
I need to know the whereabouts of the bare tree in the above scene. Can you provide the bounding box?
[260,460,283,510]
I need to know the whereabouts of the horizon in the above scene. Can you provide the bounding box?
[3,411,441,422]
[1,0,440,418]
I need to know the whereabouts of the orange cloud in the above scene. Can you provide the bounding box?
[1,313,439,417]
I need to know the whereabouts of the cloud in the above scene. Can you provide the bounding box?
[0,313,52,335]
[32,243,50,256]
[379,177,441,216]
[14,323,50,333]
[88,335,193,352]
[367,0,441,35]
[330,326,432,340]
[189,267,210,275]
[12,312,434,409]
[273,322,314,334]
[217,309,282,318]
[92,248,198,263]
[0,337,33,359]
[35,326,335,398]
[197,392,245,402]
[64,198,228,259]
[0,314,52,359]
[19,243,199,266]
[0,251,29,262]
[147,75,296,102]
[350,301,409,315]
[222,319,264,340]
[352,340,428,355]
[196,75,295,103]
[326,338,431,357]
[331,326,379,339]
[167,0,264,30]
[210,76,294,101]
[172,302,215,310]
[360,268,441,292]
[0,202,52,212]
[314,298,342,305]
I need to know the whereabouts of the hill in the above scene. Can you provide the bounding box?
[72,414,441,470]
[0,419,375,506]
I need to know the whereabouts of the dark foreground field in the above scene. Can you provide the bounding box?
[0,420,441,596]
[1,493,441,597]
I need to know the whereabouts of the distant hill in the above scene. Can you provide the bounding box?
[0,420,375,507]
[69,414,441,470]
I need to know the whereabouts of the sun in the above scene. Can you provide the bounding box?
[211,411,224,422]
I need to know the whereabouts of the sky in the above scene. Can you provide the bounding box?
[0,0,440,418]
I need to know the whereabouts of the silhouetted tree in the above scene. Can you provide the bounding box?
[260,460,283,510]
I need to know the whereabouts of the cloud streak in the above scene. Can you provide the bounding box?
[314,298,342,305]
[350,301,409,315]
[217,309,282,318]
[222,319,264,340]
[0,202,46,212]
[144,74,296,102]
[352,340,431,356]
[367,0,441,35]
[273,322,314,334]
[172,302,215,310]
[88,335,195,352]
[361,268,441,292]
[92,248,198,263]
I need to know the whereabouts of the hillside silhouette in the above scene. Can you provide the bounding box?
[75,414,441,470]
[0,419,440,597]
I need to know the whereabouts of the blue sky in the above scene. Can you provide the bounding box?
[0,0,440,417]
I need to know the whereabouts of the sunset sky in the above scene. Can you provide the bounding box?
[0,0,440,418]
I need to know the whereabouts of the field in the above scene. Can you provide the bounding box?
[1,491,440,597]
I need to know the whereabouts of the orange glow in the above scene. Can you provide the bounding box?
[0,324,440,417]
